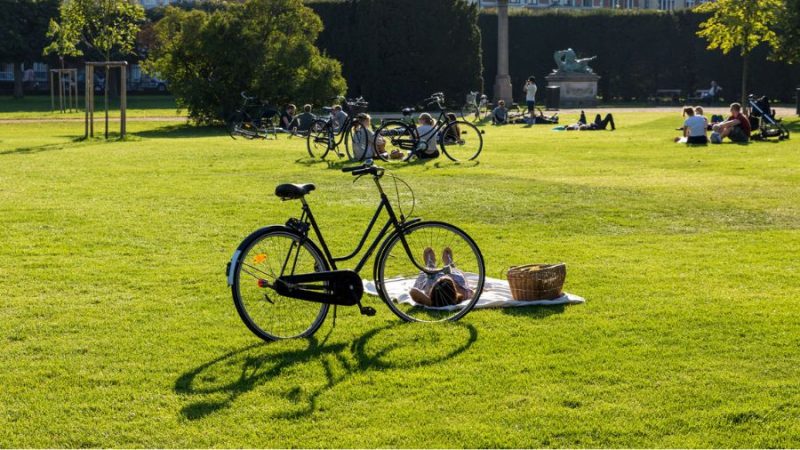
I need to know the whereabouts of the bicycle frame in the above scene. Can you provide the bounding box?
[291,178,429,276]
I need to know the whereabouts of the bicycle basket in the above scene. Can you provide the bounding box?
[345,102,368,115]
[506,263,566,301]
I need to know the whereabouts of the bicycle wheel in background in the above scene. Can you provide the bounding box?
[460,104,480,123]
[375,221,485,323]
[306,120,331,159]
[440,120,483,162]
[231,229,330,341]
[373,120,418,164]
[226,111,246,139]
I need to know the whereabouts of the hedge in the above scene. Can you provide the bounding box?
[478,10,800,103]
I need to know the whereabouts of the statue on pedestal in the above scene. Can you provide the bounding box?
[553,48,597,74]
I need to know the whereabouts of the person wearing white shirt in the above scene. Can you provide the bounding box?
[524,76,538,119]
[682,106,708,144]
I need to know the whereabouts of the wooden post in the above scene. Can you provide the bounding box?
[50,71,55,111]
[120,66,127,138]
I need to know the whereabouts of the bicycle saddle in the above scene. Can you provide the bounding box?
[275,183,316,200]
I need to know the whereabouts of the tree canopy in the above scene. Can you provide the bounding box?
[44,0,145,61]
[695,0,785,104]
[145,0,346,123]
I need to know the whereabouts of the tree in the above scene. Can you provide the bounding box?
[773,0,800,63]
[695,0,786,104]
[145,0,346,123]
[0,0,59,98]
[45,0,144,97]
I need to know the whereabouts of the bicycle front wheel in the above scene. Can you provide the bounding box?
[440,120,483,162]
[231,229,329,341]
[374,120,418,164]
[460,104,480,123]
[306,120,331,159]
[375,221,485,323]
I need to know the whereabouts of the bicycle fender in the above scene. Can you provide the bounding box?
[226,225,329,286]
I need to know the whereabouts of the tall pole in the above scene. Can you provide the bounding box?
[493,0,512,104]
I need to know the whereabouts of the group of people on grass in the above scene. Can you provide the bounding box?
[676,102,750,145]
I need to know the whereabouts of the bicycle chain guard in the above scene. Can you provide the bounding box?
[273,270,363,306]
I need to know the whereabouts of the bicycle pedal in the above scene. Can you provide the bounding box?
[359,306,376,317]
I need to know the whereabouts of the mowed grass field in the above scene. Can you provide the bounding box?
[1,101,800,447]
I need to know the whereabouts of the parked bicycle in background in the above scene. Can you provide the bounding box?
[461,91,490,123]
[373,92,483,163]
[306,96,369,160]
[226,91,280,140]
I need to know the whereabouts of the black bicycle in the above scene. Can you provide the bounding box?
[226,91,280,140]
[373,93,483,163]
[226,163,486,341]
[306,96,369,159]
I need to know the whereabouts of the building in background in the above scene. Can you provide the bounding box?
[467,0,714,10]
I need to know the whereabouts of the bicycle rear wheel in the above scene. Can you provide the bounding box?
[231,228,329,341]
[306,120,331,159]
[374,120,418,164]
[375,221,485,323]
[440,120,483,161]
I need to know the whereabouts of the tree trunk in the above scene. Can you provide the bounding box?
[13,62,24,99]
[740,53,749,107]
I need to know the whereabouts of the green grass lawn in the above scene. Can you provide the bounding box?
[0,95,183,119]
[1,110,799,447]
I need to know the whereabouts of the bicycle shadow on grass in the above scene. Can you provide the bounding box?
[175,322,478,421]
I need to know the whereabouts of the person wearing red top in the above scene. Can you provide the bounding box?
[716,103,750,143]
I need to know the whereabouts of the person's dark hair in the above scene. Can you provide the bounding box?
[683,106,694,116]
[528,76,536,82]
[286,103,296,111]
[430,277,458,307]
[730,102,742,112]
[446,112,457,121]
[303,104,312,113]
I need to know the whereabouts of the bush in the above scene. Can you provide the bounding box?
[145,0,346,123]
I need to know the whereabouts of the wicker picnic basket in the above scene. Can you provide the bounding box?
[506,263,566,301]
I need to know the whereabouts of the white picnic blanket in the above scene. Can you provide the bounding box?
[363,274,585,310]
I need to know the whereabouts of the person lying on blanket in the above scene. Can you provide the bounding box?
[409,247,474,307]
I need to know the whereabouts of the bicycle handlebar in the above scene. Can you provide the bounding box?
[342,164,383,177]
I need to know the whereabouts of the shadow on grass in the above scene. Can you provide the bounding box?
[500,304,566,319]
[133,123,222,139]
[175,322,478,420]
[0,136,90,156]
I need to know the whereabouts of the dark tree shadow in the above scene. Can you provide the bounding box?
[133,124,221,139]
[0,137,89,156]
[175,322,478,421]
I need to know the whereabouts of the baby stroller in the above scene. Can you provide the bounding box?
[748,95,790,141]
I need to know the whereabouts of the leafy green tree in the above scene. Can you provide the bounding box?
[773,0,800,63]
[45,0,145,99]
[695,0,785,104]
[0,0,60,98]
[145,0,346,123]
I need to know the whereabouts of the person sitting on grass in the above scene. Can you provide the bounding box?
[711,102,750,144]
[694,106,709,130]
[442,113,463,145]
[492,100,509,125]
[351,113,385,160]
[409,247,474,307]
[290,104,316,136]
[565,112,615,131]
[332,104,348,132]
[414,113,441,159]
[675,106,708,144]
[280,104,296,131]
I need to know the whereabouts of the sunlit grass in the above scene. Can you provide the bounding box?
[1,111,799,447]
